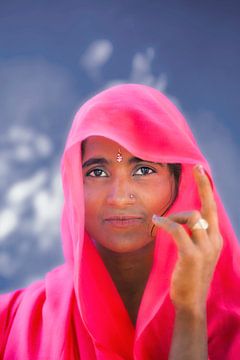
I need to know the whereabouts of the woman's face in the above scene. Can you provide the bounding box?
[82,136,175,253]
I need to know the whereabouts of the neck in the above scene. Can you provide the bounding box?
[95,240,155,326]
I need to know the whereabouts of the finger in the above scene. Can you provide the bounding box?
[193,164,219,232]
[168,211,209,246]
[152,215,194,255]
[168,210,202,229]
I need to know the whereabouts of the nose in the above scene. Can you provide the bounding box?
[106,178,135,207]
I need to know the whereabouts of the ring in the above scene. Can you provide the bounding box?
[191,218,209,230]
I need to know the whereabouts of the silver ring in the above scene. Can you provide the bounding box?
[191,218,209,230]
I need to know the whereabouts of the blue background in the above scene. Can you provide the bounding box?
[0,0,239,292]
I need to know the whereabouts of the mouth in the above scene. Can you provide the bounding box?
[103,215,144,228]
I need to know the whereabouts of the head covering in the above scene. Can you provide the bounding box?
[1,84,240,359]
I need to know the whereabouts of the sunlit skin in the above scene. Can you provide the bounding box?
[153,162,223,359]
[82,136,176,324]
[82,136,175,255]
[82,136,223,358]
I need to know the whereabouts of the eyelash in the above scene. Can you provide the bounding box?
[134,167,156,176]
[86,166,156,177]
[86,169,107,177]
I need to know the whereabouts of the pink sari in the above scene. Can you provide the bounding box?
[1,84,240,359]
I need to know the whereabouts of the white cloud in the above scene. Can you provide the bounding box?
[0,58,72,288]
[0,209,18,240]
[32,171,63,251]
[129,48,169,93]
[14,144,34,162]
[0,123,57,251]
[34,134,53,157]
[2,126,53,162]
[7,170,48,205]
[0,162,63,280]
[8,126,34,143]
[103,47,169,95]
[130,48,158,87]
[80,39,113,78]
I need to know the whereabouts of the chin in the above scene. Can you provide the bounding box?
[97,235,154,254]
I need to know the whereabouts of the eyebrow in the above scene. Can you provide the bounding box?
[82,156,160,168]
[82,157,108,168]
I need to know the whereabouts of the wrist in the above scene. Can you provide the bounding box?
[174,304,207,321]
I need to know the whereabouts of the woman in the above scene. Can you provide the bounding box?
[0,84,240,359]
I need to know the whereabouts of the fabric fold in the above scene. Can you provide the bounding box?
[1,84,240,359]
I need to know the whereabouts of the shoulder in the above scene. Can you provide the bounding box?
[0,264,73,357]
[0,278,45,353]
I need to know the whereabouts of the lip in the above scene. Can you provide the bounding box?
[104,215,144,228]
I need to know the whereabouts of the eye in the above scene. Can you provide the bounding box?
[134,166,156,176]
[86,168,108,177]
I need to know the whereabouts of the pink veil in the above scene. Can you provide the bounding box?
[1,84,240,359]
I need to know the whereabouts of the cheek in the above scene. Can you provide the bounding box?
[141,177,173,213]
[83,184,105,227]
[84,187,98,214]
[84,191,99,236]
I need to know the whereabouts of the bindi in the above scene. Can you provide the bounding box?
[116,148,123,163]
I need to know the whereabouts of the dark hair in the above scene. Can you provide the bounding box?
[168,163,182,200]
[165,163,182,208]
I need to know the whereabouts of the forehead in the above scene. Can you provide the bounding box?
[82,136,132,158]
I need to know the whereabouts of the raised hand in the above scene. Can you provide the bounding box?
[152,164,223,313]
[153,164,223,359]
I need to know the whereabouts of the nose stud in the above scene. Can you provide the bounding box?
[116,149,123,162]
[129,194,134,199]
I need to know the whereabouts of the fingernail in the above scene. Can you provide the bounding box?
[196,164,205,175]
[152,214,165,223]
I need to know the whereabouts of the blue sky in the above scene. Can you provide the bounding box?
[0,0,239,292]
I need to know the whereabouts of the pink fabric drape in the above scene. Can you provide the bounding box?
[1,84,240,359]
